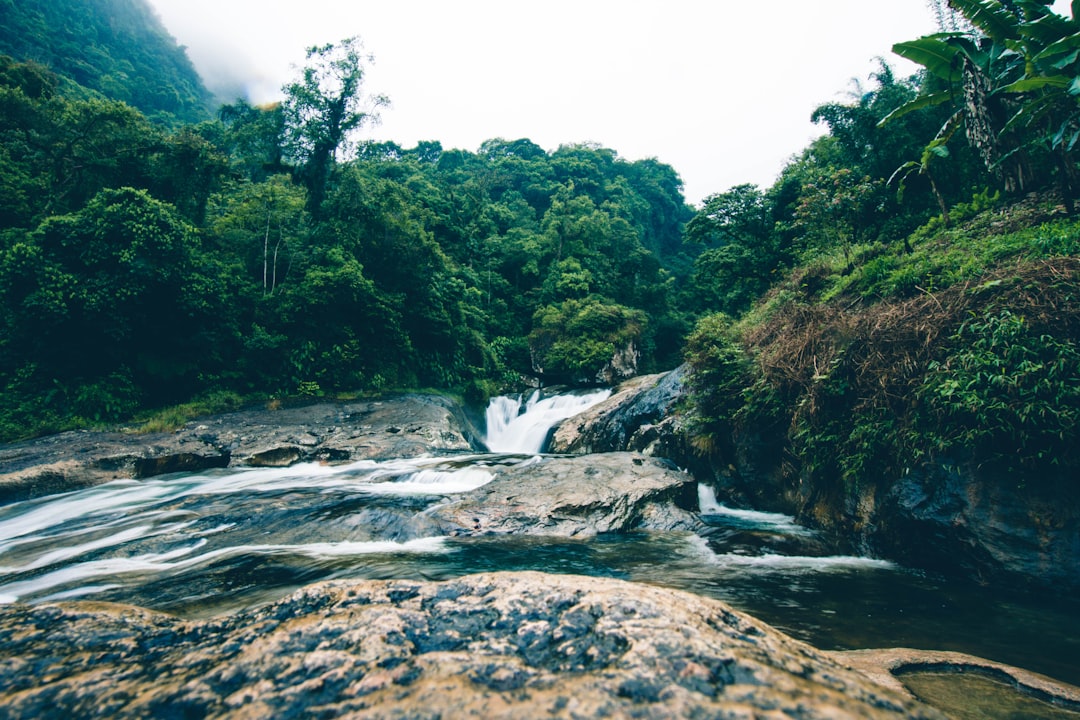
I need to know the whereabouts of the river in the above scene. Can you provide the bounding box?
[1,389,1078,688]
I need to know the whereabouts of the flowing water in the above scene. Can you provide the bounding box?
[1,390,1079,689]
[484,388,611,453]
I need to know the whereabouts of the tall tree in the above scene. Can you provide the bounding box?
[280,37,388,216]
[888,0,1080,206]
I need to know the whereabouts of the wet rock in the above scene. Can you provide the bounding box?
[865,459,1080,590]
[429,453,702,537]
[833,647,1080,711]
[549,368,689,459]
[0,395,484,505]
[0,572,943,719]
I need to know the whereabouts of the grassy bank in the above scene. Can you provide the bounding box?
[686,194,1080,494]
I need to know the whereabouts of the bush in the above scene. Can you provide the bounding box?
[916,308,1080,477]
[683,313,757,451]
[528,297,646,381]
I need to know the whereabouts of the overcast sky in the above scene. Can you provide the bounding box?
[147,1,965,205]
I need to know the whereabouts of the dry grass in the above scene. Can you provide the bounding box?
[742,256,1080,427]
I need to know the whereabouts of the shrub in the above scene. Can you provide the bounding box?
[916,308,1080,477]
[683,313,757,451]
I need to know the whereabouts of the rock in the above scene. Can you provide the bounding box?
[551,366,1080,592]
[428,453,702,537]
[549,368,686,455]
[0,394,485,505]
[832,647,1080,711]
[867,458,1080,589]
[0,572,943,719]
[595,339,640,385]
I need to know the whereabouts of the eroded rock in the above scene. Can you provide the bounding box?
[428,452,701,537]
[0,572,944,719]
[833,647,1080,712]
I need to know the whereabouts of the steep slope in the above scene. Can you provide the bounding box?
[0,0,212,123]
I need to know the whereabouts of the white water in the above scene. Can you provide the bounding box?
[484,388,612,453]
[0,389,904,618]
[697,484,816,536]
[0,537,450,604]
[0,456,497,605]
[683,533,895,574]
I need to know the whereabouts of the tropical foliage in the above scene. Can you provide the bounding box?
[0,0,213,124]
[2,0,1079,508]
[887,0,1080,206]
[680,0,1080,495]
[0,9,697,439]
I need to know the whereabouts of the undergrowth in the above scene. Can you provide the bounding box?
[688,194,1080,494]
[130,391,247,434]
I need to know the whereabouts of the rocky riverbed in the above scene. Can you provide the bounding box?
[0,394,484,505]
[3,387,1080,718]
[550,369,1080,594]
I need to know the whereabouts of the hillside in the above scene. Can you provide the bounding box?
[0,0,213,124]
[680,191,1080,588]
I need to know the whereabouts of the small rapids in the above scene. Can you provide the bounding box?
[0,455,518,608]
[0,391,1078,684]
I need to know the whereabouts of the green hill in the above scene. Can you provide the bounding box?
[0,0,212,124]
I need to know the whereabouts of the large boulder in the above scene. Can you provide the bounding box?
[0,395,484,505]
[428,452,701,537]
[0,572,943,719]
[841,457,1080,590]
[548,368,687,456]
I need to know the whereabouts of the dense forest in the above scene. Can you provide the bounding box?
[1,0,1079,505]
[0,0,212,124]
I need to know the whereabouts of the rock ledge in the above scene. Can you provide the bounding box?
[0,572,943,719]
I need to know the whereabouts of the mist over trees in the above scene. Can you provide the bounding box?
[0,0,213,124]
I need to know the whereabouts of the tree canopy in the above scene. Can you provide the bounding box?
[0,0,213,124]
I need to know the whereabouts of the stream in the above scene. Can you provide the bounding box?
[1,388,1079,689]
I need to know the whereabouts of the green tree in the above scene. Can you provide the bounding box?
[219,99,288,182]
[0,187,227,420]
[529,297,646,383]
[149,124,230,224]
[684,185,788,315]
[889,0,1080,205]
[207,175,309,297]
[0,0,213,124]
[793,166,882,262]
[281,37,388,216]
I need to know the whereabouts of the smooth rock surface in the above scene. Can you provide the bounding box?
[833,647,1080,711]
[0,395,484,505]
[428,453,702,536]
[0,572,944,719]
[548,369,685,456]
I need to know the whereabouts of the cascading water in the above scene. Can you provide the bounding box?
[483,388,612,453]
[1,389,1079,684]
[0,455,505,608]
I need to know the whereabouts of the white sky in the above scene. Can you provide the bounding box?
[144,1,1063,206]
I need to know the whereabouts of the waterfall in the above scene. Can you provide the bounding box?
[484,388,612,454]
[697,484,816,536]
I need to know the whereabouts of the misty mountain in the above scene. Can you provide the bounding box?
[0,0,213,124]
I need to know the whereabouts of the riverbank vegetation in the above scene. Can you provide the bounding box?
[684,0,1080,495]
[0,22,693,440]
[1,0,1078,499]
